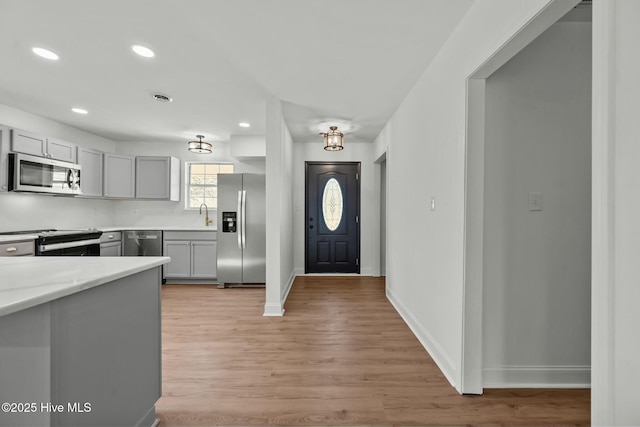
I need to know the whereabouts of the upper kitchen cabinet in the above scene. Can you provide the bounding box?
[46,138,77,163]
[0,125,9,192]
[103,153,135,198]
[135,156,180,201]
[10,129,76,162]
[10,129,45,157]
[76,147,103,198]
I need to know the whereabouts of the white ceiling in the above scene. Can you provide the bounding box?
[0,0,473,145]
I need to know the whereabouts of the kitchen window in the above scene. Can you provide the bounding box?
[185,162,234,209]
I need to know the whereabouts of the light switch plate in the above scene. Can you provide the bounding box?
[529,192,543,211]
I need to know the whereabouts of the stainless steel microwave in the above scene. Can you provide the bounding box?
[8,152,82,195]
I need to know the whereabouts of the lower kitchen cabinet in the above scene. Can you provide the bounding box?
[100,231,122,256]
[0,240,35,256]
[163,231,216,282]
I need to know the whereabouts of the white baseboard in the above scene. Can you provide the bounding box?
[483,365,591,388]
[386,286,458,389]
[281,270,295,303]
[263,303,284,317]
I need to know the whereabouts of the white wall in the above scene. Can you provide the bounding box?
[264,97,294,316]
[374,0,565,389]
[292,141,376,276]
[0,104,116,232]
[592,1,640,424]
[0,102,266,231]
[482,19,591,387]
[114,140,265,228]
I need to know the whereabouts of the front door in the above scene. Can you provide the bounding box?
[305,162,360,273]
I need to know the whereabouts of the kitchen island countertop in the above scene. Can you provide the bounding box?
[0,256,169,317]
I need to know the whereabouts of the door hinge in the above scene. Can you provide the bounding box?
[356,215,359,223]
[356,258,359,266]
[356,172,359,180]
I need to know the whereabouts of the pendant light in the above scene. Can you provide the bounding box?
[187,135,212,154]
[320,126,344,151]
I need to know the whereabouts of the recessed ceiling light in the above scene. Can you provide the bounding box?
[71,107,88,115]
[132,44,155,58]
[32,47,59,60]
[152,93,173,103]
[238,122,251,128]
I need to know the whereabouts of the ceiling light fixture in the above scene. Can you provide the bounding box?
[71,107,88,115]
[132,44,155,58]
[187,135,212,154]
[32,47,59,60]
[238,122,251,128]
[320,126,344,151]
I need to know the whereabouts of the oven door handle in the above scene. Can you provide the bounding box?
[39,238,102,253]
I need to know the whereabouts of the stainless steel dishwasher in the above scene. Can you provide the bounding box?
[123,230,162,256]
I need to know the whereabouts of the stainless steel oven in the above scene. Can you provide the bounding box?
[0,229,102,256]
[37,230,102,256]
[8,153,82,195]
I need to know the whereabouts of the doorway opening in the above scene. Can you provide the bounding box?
[462,2,591,394]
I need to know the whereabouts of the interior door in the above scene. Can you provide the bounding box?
[305,162,360,273]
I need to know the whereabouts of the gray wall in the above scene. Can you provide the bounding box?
[482,19,591,386]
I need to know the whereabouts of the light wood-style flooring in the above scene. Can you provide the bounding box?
[157,276,590,426]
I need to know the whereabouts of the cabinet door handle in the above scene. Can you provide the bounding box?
[108,235,114,239]
[6,247,17,252]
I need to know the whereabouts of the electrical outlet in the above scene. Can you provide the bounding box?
[430,197,436,211]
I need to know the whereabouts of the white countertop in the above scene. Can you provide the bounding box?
[0,234,39,243]
[0,226,217,242]
[0,256,170,317]
[100,226,217,232]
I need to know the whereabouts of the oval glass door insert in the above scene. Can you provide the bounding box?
[322,178,343,231]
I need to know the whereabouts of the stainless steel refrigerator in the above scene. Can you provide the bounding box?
[216,173,266,287]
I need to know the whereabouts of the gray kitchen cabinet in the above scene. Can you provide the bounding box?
[136,156,180,201]
[103,153,135,198]
[100,231,122,256]
[0,240,35,256]
[163,231,217,281]
[10,128,46,157]
[191,241,217,278]
[0,125,9,192]
[45,137,76,163]
[163,240,191,278]
[10,129,76,162]
[0,267,162,427]
[76,146,103,197]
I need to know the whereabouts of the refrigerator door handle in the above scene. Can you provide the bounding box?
[237,190,243,250]
[241,190,247,249]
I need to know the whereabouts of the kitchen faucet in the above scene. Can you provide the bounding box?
[199,203,213,226]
